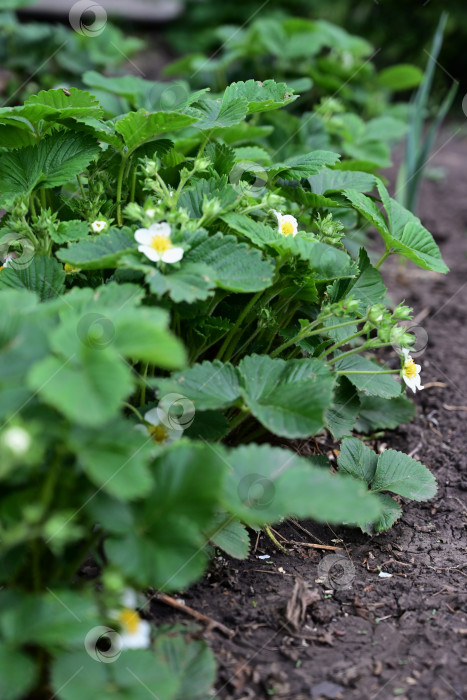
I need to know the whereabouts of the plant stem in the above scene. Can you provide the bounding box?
[139,362,149,406]
[155,172,171,199]
[130,166,137,202]
[265,526,288,555]
[77,174,86,199]
[329,342,387,364]
[280,300,301,331]
[41,451,62,511]
[217,291,264,361]
[374,247,393,270]
[116,154,129,227]
[39,188,47,210]
[123,402,144,421]
[336,369,397,375]
[29,193,37,218]
[317,329,367,360]
[271,317,361,358]
[205,290,227,317]
[198,129,213,157]
[286,346,302,359]
[224,408,250,437]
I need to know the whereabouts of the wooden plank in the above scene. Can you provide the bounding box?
[19,0,182,22]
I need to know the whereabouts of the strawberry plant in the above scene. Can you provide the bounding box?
[164,14,423,173]
[0,75,444,699]
[0,1,144,104]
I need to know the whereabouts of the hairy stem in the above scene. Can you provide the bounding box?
[317,329,367,360]
[336,369,397,375]
[265,526,288,555]
[77,174,86,199]
[116,154,129,227]
[271,317,361,358]
[217,290,264,361]
[374,247,393,270]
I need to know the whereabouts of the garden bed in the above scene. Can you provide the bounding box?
[1,8,464,697]
[147,130,467,700]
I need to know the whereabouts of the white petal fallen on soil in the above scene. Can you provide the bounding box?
[257,554,270,559]
[378,571,393,578]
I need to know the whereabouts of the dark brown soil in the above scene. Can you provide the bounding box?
[149,130,467,700]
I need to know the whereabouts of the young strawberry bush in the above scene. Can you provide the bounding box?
[0,78,442,699]
[0,1,144,104]
[165,15,422,173]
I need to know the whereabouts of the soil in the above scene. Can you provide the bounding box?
[148,129,467,700]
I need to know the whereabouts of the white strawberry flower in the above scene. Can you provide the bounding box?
[1,426,31,455]
[272,210,298,237]
[401,348,424,393]
[1,252,17,269]
[135,407,183,445]
[111,590,151,650]
[91,220,108,233]
[134,222,184,264]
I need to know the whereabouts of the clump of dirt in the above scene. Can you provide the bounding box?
[149,129,467,700]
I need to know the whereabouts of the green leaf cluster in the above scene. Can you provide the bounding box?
[0,25,443,698]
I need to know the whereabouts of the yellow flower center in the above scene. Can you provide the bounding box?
[403,358,417,379]
[64,263,80,274]
[148,424,169,443]
[281,220,295,236]
[150,234,172,254]
[117,609,140,635]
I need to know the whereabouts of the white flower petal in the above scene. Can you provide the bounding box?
[120,620,151,650]
[2,427,31,454]
[144,407,160,426]
[273,210,298,236]
[161,247,184,264]
[134,228,153,245]
[121,589,137,609]
[134,423,148,435]
[402,374,422,393]
[166,429,184,444]
[401,348,411,359]
[138,245,161,262]
[272,210,283,227]
[281,214,298,227]
[280,214,298,236]
[91,220,107,233]
[148,222,171,238]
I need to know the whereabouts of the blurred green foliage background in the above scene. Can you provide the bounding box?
[167,0,464,97]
